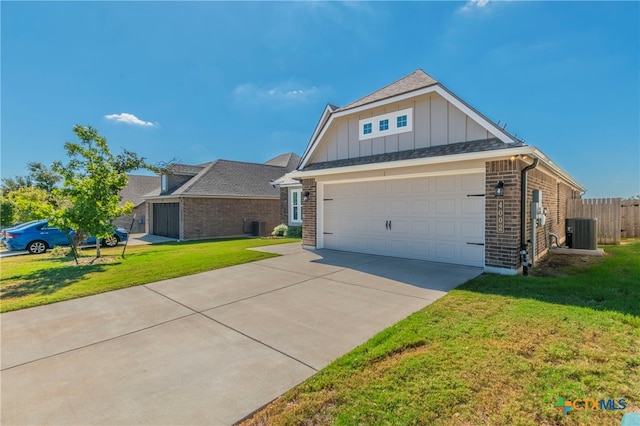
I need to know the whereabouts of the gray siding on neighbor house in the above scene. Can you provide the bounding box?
[308,93,496,165]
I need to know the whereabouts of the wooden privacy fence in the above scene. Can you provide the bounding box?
[567,198,640,244]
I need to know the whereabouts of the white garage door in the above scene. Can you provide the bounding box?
[323,174,485,267]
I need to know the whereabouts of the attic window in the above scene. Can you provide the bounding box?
[161,175,167,192]
[358,107,413,141]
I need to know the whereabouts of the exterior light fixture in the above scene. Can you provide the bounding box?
[303,191,310,201]
[495,181,505,196]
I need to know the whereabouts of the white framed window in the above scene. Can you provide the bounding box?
[161,175,167,192]
[358,107,413,140]
[289,189,302,224]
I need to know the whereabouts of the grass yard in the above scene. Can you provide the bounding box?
[0,238,299,313]
[241,241,640,426]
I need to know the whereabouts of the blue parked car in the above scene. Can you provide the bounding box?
[4,220,129,254]
[1,220,42,247]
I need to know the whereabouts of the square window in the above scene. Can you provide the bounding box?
[397,115,407,128]
[379,119,389,131]
[363,123,372,135]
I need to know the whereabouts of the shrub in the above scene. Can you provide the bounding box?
[272,224,288,237]
[49,246,72,258]
[285,225,302,238]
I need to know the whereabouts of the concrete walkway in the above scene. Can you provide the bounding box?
[1,244,482,425]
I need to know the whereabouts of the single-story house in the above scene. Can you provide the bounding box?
[142,153,299,240]
[284,69,585,275]
[115,175,161,233]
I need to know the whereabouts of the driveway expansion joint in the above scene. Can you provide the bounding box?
[204,316,319,372]
[1,312,198,372]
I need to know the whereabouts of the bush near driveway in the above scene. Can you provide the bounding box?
[0,237,300,313]
[241,240,640,426]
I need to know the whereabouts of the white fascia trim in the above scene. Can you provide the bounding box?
[279,183,302,188]
[299,84,518,169]
[300,104,335,166]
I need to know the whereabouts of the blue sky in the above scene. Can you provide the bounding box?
[2,1,638,198]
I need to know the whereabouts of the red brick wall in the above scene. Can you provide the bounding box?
[526,169,581,261]
[485,159,522,270]
[182,198,280,240]
[301,179,317,247]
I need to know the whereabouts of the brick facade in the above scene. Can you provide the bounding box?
[485,159,522,270]
[525,168,580,262]
[301,179,317,247]
[279,187,288,226]
[485,159,582,271]
[182,198,280,240]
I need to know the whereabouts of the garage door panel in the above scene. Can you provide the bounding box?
[411,220,431,235]
[323,173,484,267]
[435,221,456,237]
[436,199,457,215]
[435,244,456,262]
[411,178,430,193]
[461,221,483,239]
[436,176,456,192]
[461,244,483,263]
[461,198,484,215]
[391,200,409,215]
[412,200,430,214]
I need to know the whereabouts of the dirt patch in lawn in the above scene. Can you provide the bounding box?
[531,251,605,277]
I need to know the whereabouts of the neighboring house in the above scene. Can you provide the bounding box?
[115,175,160,233]
[288,69,585,274]
[142,153,299,240]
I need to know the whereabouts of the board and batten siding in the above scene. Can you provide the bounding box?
[308,92,496,164]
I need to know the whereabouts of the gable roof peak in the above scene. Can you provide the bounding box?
[337,69,438,112]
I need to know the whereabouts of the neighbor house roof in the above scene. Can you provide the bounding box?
[264,152,301,170]
[119,175,160,207]
[143,154,299,199]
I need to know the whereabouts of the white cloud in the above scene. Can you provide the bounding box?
[460,0,490,12]
[104,112,155,127]
[232,82,321,106]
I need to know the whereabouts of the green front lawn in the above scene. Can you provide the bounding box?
[242,241,640,426]
[0,238,299,313]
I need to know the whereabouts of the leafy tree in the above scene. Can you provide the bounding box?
[7,187,55,223]
[1,162,60,194]
[52,125,164,258]
[0,196,16,227]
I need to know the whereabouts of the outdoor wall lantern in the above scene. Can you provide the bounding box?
[303,191,310,201]
[495,181,505,196]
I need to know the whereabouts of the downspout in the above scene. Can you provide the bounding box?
[520,157,539,276]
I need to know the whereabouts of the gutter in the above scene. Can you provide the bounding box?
[520,158,539,276]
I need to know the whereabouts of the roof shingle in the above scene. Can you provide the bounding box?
[336,69,438,112]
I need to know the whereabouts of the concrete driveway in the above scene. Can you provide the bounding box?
[1,243,481,425]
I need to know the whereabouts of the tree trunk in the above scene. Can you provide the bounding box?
[96,243,101,258]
